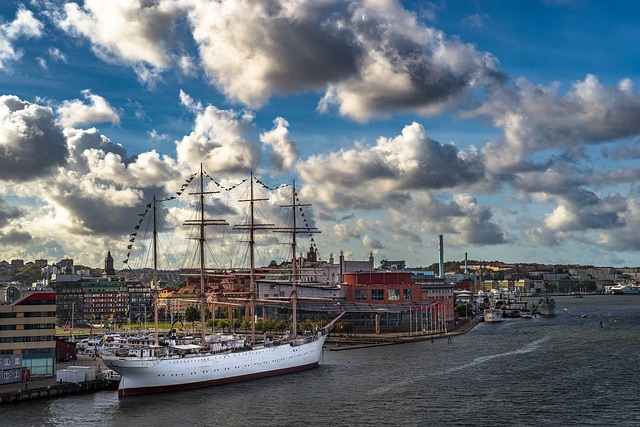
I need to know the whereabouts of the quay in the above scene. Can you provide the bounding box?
[0,355,114,405]
[326,317,479,350]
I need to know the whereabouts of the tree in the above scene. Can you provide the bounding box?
[454,303,472,318]
[15,263,45,285]
[335,322,353,333]
[184,306,200,330]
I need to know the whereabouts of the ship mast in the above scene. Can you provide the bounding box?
[249,173,256,343]
[183,163,228,345]
[276,180,318,340]
[234,173,273,343]
[152,194,159,346]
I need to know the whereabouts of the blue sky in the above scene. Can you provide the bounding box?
[1,0,640,269]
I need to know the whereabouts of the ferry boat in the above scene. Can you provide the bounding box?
[610,284,640,295]
[483,307,503,323]
[100,167,344,397]
[536,296,556,316]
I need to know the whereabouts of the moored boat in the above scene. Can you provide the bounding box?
[483,307,503,323]
[536,296,556,316]
[610,284,640,295]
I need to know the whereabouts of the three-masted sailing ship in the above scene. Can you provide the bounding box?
[100,165,344,397]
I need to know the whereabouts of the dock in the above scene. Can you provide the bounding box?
[325,317,479,350]
[0,355,116,405]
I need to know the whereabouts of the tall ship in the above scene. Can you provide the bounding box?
[536,296,556,316]
[100,166,344,397]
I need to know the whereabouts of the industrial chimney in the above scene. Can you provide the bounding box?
[464,252,468,274]
[438,235,444,279]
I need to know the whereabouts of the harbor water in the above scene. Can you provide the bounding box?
[4,295,640,426]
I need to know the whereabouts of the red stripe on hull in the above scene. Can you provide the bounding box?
[118,361,319,398]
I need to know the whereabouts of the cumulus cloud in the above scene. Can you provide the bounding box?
[479,76,640,174]
[0,229,32,246]
[595,198,640,252]
[259,117,299,172]
[176,101,260,174]
[55,0,189,85]
[186,0,501,121]
[0,95,68,181]
[544,190,626,232]
[297,122,484,210]
[0,6,43,69]
[56,90,121,128]
[0,197,24,226]
[612,139,640,160]
[363,234,384,249]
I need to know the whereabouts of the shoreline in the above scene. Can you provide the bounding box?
[326,317,480,351]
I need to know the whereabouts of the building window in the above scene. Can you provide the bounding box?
[371,289,384,301]
[355,290,367,301]
[404,289,412,300]
[388,289,400,301]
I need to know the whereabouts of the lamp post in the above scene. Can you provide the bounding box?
[71,302,75,342]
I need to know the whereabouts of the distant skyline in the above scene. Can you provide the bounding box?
[1,1,640,268]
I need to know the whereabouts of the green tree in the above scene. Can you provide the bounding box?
[275,320,287,332]
[15,263,45,285]
[454,303,472,318]
[335,322,353,333]
[184,306,200,330]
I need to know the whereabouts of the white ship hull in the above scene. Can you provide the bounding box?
[102,334,327,397]
[537,297,556,316]
[483,308,503,323]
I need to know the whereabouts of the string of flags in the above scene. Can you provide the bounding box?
[122,171,197,265]
[121,171,323,265]
[210,177,247,191]
[255,177,289,191]
[294,191,321,259]
[175,172,197,197]
[122,202,151,264]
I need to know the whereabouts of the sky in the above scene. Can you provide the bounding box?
[1,0,640,270]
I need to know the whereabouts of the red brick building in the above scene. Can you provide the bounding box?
[343,271,421,304]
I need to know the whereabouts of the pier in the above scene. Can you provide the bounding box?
[0,355,115,405]
[326,317,479,350]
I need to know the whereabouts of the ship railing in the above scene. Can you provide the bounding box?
[100,343,169,359]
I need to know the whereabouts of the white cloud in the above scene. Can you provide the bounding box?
[0,95,67,180]
[175,102,260,174]
[297,122,483,210]
[56,90,121,128]
[259,117,299,172]
[0,6,43,69]
[55,0,189,85]
[48,47,67,63]
[187,0,499,120]
[3,6,43,39]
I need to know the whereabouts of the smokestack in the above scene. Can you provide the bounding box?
[438,235,444,279]
[464,252,468,274]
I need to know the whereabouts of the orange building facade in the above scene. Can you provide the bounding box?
[343,271,421,304]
